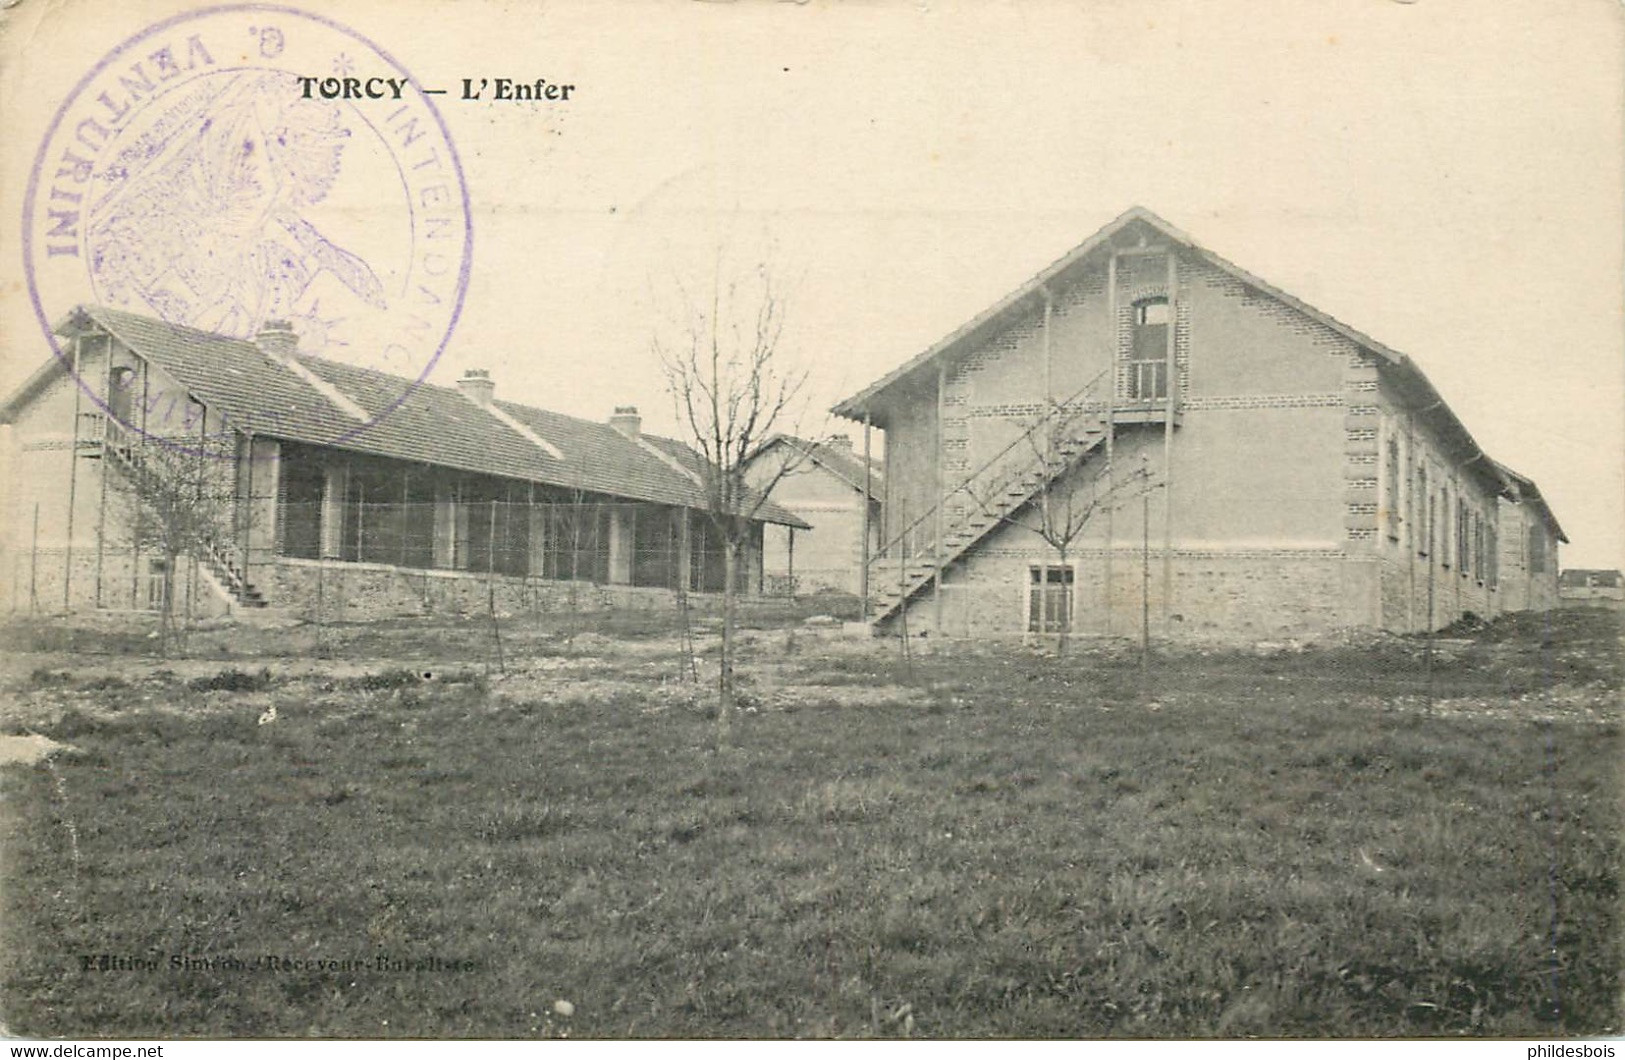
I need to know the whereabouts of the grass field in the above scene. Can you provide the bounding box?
[0,608,1618,1038]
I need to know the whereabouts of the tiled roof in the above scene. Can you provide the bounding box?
[39,305,805,528]
[53,305,361,443]
[636,433,810,523]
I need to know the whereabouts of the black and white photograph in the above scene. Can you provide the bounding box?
[0,0,1619,1046]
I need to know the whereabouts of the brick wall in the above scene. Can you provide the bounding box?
[1361,375,1547,631]
[3,545,232,619]
[892,544,1351,642]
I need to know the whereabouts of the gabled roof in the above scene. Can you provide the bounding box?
[636,432,822,523]
[745,434,884,501]
[830,206,1525,500]
[10,304,806,528]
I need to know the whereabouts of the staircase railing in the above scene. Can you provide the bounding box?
[869,364,1114,570]
[98,429,265,607]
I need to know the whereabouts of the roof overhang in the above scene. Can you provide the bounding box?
[1491,459,1569,543]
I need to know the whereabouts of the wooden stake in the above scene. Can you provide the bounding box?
[860,413,872,619]
[64,334,82,611]
[1161,251,1176,628]
[30,502,39,614]
[95,334,112,609]
[1104,251,1117,637]
[934,363,946,635]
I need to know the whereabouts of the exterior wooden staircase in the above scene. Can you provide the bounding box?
[867,368,1118,629]
[93,425,270,609]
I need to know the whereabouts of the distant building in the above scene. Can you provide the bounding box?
[1559,569,1624,608]
[743,434,882,596]
[832,207,1566,640]
[0,305,806,618]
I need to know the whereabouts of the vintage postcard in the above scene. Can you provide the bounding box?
[0,0,1619,1045]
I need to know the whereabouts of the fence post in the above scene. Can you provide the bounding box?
[30,502,40,614]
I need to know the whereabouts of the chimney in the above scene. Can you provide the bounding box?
[457,368,495,407]
[826,434,853,451]
[609,405,641,439]
[256,319,298,363]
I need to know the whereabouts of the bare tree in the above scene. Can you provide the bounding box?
[106,431,247,655]
[653,264,809,743]
[961,398,1151,656]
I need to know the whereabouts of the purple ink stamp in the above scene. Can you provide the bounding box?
[22,4,471,450]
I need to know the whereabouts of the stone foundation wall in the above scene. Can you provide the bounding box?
[264,558,770,621]
[886,545,1355,642]
[1375,545,1505,632]
[1,547,234,619]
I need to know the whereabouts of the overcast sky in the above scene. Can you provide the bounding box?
[4,0,1621,567]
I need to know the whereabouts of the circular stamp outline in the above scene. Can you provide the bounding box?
[21,2,473,455]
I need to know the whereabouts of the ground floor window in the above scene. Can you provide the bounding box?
[144,557,168,612]
[1028,563,1075,633]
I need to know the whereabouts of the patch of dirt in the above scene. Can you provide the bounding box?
[0,733,72,767]
[761,683,931,710]
[1377,682,1619,725]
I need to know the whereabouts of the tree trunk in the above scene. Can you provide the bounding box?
[158,551,179,658]
[717,536,738,745]
[1056,548,1070,658]
[181,553,198,652]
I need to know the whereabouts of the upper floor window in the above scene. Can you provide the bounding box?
[1415,465,1429,557]
[1440,486,1451,567]
[1457,499,1470,578]
[108,366,136,425]
[1529,527,1548,573]
[1473,514,1486,585]
[1129,297,1169,400]
[1487,525,1499,588]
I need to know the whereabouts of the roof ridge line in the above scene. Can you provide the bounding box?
[281,355,370,423]
[482,401,564,460]
[636,436,705,485]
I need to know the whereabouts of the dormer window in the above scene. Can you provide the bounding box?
[1129,297,1169,400]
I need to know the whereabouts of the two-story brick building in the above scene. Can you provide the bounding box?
[833,207,1565,641]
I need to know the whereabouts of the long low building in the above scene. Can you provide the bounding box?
[832,207,1566,641]
[1,304,806,618]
